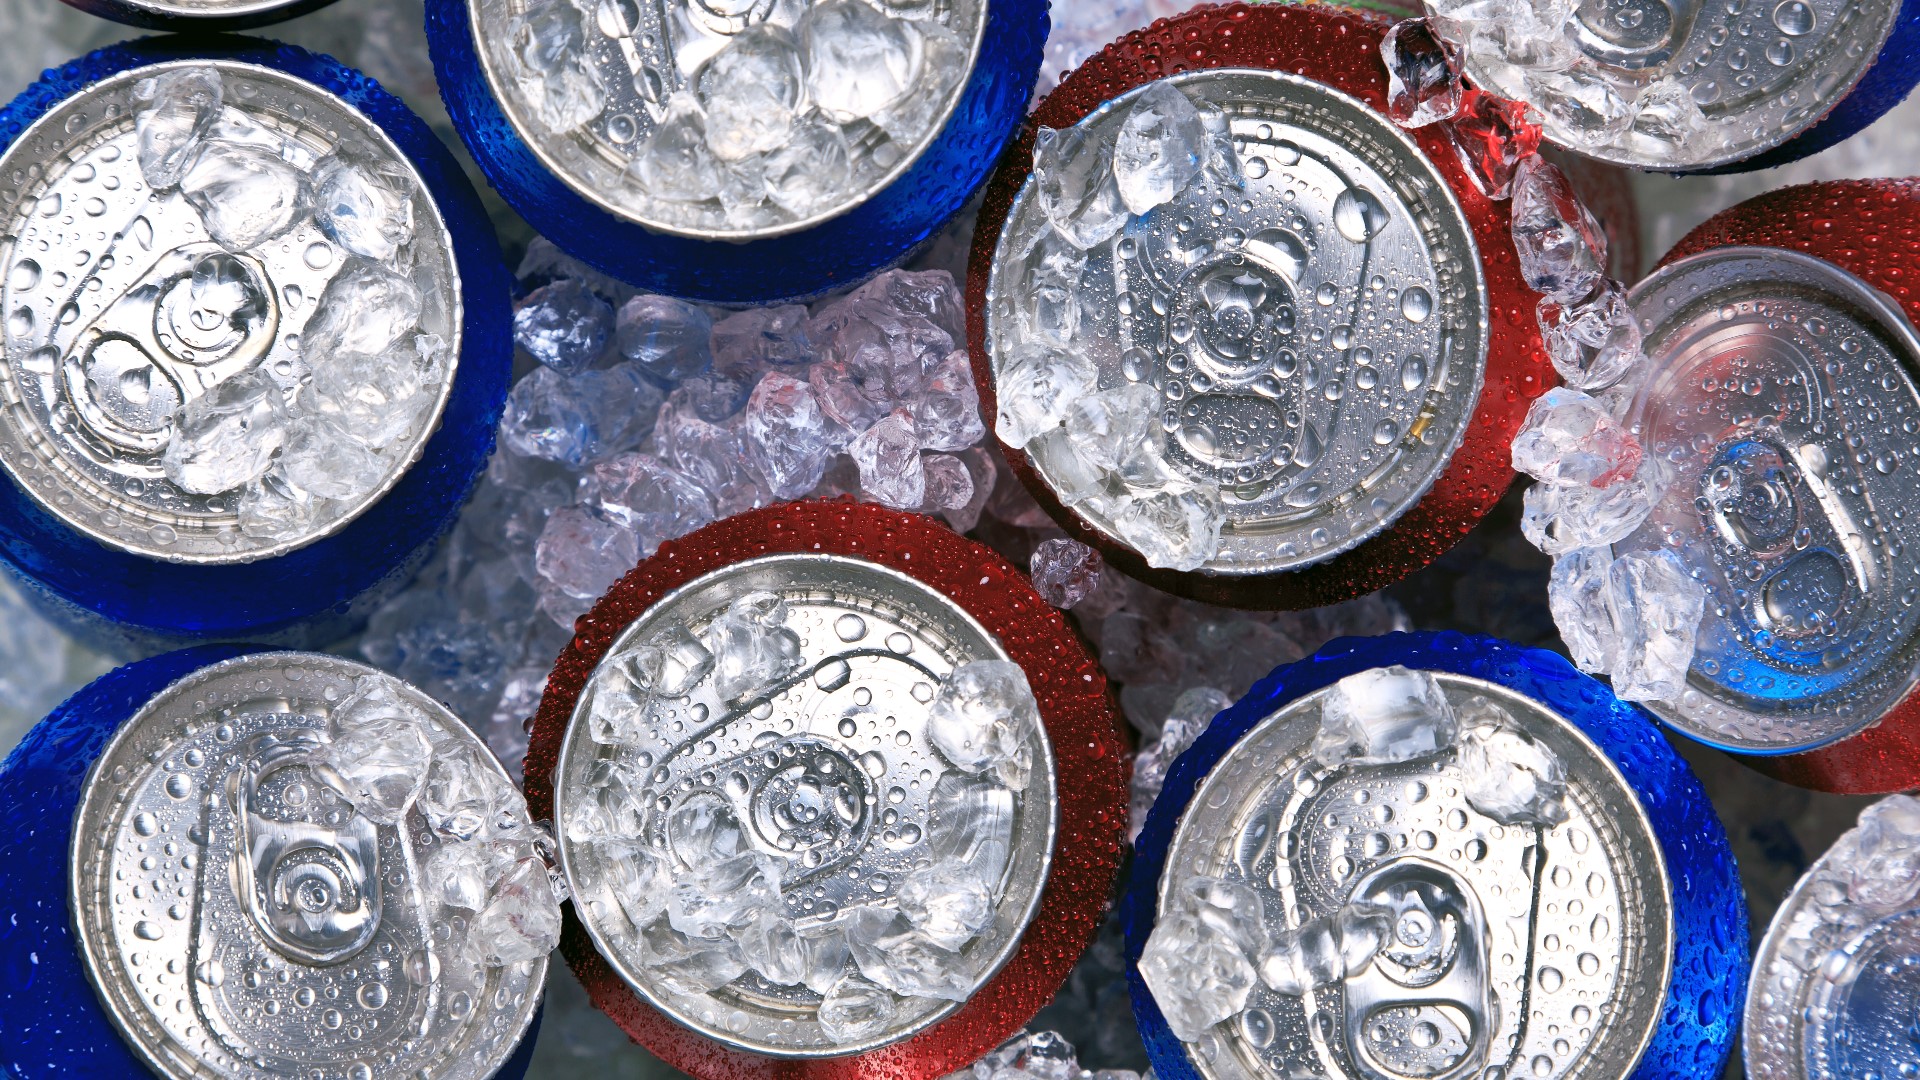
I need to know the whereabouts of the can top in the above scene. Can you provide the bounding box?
[554,551,1057,1057]
[0,59,463,565]
[1141,666,1672,1080]
[983,68,1488,579]
[67,651,549,1080]
[1452,0,1899,170]
[71,0,323,25]
[1616,246,1920,754]
[466,0,986,241]
[1746,794,1920,1080]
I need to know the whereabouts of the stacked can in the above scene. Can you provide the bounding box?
[1124,632,1748,1080]
[967,3,1551,610]
[0,647,558,1078]
[426,0,1046,303]
[523,501,1129,1078]
[0,39,511,650]
[56,0,340,30]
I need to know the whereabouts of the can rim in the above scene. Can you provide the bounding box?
[72,0,332,20]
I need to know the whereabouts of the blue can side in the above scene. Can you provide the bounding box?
[1122,631,1750,1080]
[425,0,1048,304]
[55,0,344,32]
[0,36,512,647]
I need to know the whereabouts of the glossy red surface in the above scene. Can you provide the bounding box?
[964,2,1551,611]
[523,500,1130,1078]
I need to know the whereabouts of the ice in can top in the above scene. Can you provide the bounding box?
[467,0,985,240]
[1611,247,1920,754]
[67,652,557,1080]
[553,552,1056,1056]
[0,60,462,564]
[1437,0,1900,169]
[1137,666,1673,1080]
[984,69,1488,577]
[1746,795,1920,1080]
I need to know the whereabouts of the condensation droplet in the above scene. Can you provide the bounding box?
[834,613,867,642]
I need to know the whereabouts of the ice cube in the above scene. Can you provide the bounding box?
[743,372,839,498]
[870,17,966,143]
[911,351,986,452]
[801,0,921,122]
[897,861,996,950]
[296,340,431,451]
[534,504,641,606]
[507,0,608,134]
[667,853,783,940]
[737,911,851,992]
[617,295,713,383]
[1547,546,1616,674]
[425,837,496,912]
[994,347,1097,449]
[1129,686,1231,840]
[322,676,433,823]
[419,742,516,842]
[1025,231,1087,346]
[714,305,814,370]
[816,974,898,1043]
[1258,902,1392,996]
[926,773,1015,886]
[639,917,748,994]
[763,111,854,219]
[1382,19,1463,127]
[1455,696,1568,826]
[844,907,974,1001]
[514,279,614,375]
[1112,81,1207,216]
[694,24,804,161]
[595,841,671,932]
[1510,387,1643,487]
[162,367,288,495]
[1032,124,1128,250]
[650,399,769,516]
[1312,666,1457,768]
[469,852,565,965]
[634,92,720,203]
[1841,796,1920,914]
[581,452,716,555]
[1525,67,1633,151]
[941,446,998,533]
[1103,485,1226,572]
[926,660,1040,790]
[1029,538,1102,609]
[1511,157,1606,304]
[237,469,315,541]
[849,410,927,509]
[180,140,311,252]
[499,363,664,467]
[132,66,222,189]
[669,798,752,865]
[301,259,422,363]
[919,453,976,513]
[310,147,415,261]
[1628,81,1708,160]
[1138,882,1260,1042]
[279,411,388,502]
[703,591,805,701]
[1537,280,1644,391]
[1519,458,1667,555]
[1444,87,1542,199]
[1604,548,1704,703]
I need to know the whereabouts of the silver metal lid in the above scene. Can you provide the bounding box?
[554,553,1058,1056]
[68,652,547,1080]
[1459,0,1898,169]
[0,59,462,565]
[75,0,322,21]
[467,0,985,240]
[1745,794,1920,1080]
[1155,672,1672,1080]
[985,69,1488,577]
[1617,247,1920,753]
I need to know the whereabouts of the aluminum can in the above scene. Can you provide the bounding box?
[967,4,1549,611]
[425,0,1045,304]
[0,38,512,651]
[1124,631,1748,1080]
[1746,794,1920,1080]
[0,646,546,1079]
[1611,179,1920,793]
[523,500,1129,1079]
[55,0,341,31]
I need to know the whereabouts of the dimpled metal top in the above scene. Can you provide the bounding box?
[1159,673,1671,1080]
[67,652,544,1080]
[0,60,461,565]
[1617,247,1920,753]
[554,553,1057,1056]
[986,69,1488,578]
[467,0,985,240]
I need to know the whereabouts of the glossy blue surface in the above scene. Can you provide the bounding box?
[1123,631,1750,1080]
[0,36,512,650]
[425,0,1048,304]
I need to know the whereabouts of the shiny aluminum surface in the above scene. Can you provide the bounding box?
[466,0,985,240]
[1159,673,1672,1080]
[67,652,545,1080]
[985,69,1489,577]
[554,553,1058,1056]
[0,60,462,565]
[75,0,320,19]
[1619,247,1920,753]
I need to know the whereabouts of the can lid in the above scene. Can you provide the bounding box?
[982,68,1488,581]
[466,0,985,241]
[69,0,328,27]
[1136,664,1673,1080]
[1746,794,1920,1080]
[554,551,1057,1056]
[67,652,549,1080]
[1616,246,1920,754]
[1450,0,1899,170]
[0,59,462,565]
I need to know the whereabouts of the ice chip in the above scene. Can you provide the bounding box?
[704,590,805,701]
[322,676,433,823]
[617,295,713,383]
[1537,280,1645,391]
[132,66,222,189]
[1382,19,1463,127]
[1129,686,1231,840]
[1112,81,1207,215]
[897,861,996,950]
[919,453,976,512]
[296,340,432,451]
[743,372,838,498]
[180,140,311,252]
[1455,696,1569,826]
[1519,458,1667,555]
[499,363,663,467]
[926,773,1016,886]
[994,348,1097,449]
[816,974,898,1044]
[914,351,987,452]
[1842,796,1920,913]
[1312,666,1458,768]
[844,907,974,1001]
[696,24,804,161]
[425,837,495,912]
[301,258,422,364]
[469,854,564,965]
[1547,546,1616,674]
[598,841,672,932]
[279,411,388,502]
[514,279,614,375]
[310,147,415,261]
[714,304,814,369]
[926,660,1041,790]
[737,911,849,992]
[651,399,769,516]
[1258,902,1392,995]
[1604,548,1705,702]
[801,0,921,122]
[1104,485,1226,572]
[763,111,854,219]
[1510,386,1643,487]
[419,743,517,842]
[638,917,748,993]
[667,853,782,940]
[619,625,715,700]
[634,92,720,203]
[534,504,641,606]
[1629,81,1708,158]
[1030,538,1103,609]
[1511,157,1607,303]
[581,452,717,555]
[507,0,608,133]
[1445,87,1542,199]
[1525,67,1633,151]
[237,469,315,541]
[849,410,927,509]
[162,367,288,495]
[1032,124,1128,249]
[1139,904,1257,1041]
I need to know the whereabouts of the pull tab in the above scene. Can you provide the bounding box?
[1343,859,1494,1080]
[1572,0,1700,69]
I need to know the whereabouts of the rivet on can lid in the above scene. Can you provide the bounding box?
[0,60,463,566]
[1617,246,1920,754]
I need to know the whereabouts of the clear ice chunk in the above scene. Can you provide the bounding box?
[639,917,747,994]
[534,504,641,607]
[1311,666,1458,768]
[419,741,517,842]
[736,911,850,993]
[1838,796,1920,914]
[617,295,713,384]
[279,411,387,501]
[1258,902,1392,996]
[1445,87,1543,200]
[132,66,222,190]
[1138,876,1264,1042]
[743,372,838,498]
[913,351,986,453]
[926,773,1015,887]
[162,367,288,495]
[994,347,1098,449]
[703,590,805,702]
[844,907,975,1001]
[597,841,672,933]
[1103,485,1227,573]
[580,452,716,555]
[817,974,898,1043]
[310,147,415,261]
[1511,156,1606,304]
[300,258,423,364]
[650,398,770,516]
[1603,548,1705,702]
[1454,695,1568,826]
[180,140,311,252]
[1029,538,1103,609]
[801,0,921,122]
[713,304,814,369]
[296,339,432,451]
[237,469,315,541]
[1547,546,1616,674]
[634,92,721,204]
[763,111,854,219]
[666,852,783,940]
[499,363,664,467]
[695,25,804,161]
[1129,686,1231,840]
[1510,386,1643,487]
[1628,81,1708,159]
[1382,19,1463,127]
[1032,124,1128,250]
[469,852,565,965]
[897,861,996,950]
[1525,67,1633,151]
[919,453,976,513]
[514,279,614,375]
[1518,456,1667,555]
[1537,280,1645,391]
[849,410,926,509]
[669,798,752,864]
[1111,81,1207,216]
[321,676,433,824]
[507,0,608,134]
[926,660,1040,790]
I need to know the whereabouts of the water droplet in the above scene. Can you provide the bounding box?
[132,812,159,836]
[1244,157,1270,179]
[1315,282,1338,306]
[6,306,33,338]
[83,197,106,217]
[1401,286,1433,324]
[1241,1007,1276,1047]
[1333,187,1391,242]
[131,217,153,249]
[1539,966,1563,992]
[1773,0,1813,33]
[304,241,334,269]
[910,681,933,703]
[9,259,41,292]
[134,920,163,940]
[837,717,858,737]
[834,613,867,641]
[859,751,886,777]
[164,772,193,799]
[814,658,851,691]
[1466,838,1488,861]
[1373,419,1399,445]
[885,632,912,654]
[1766,38,1795,65]
[358,982,388,1009]
[195,958,224,985]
